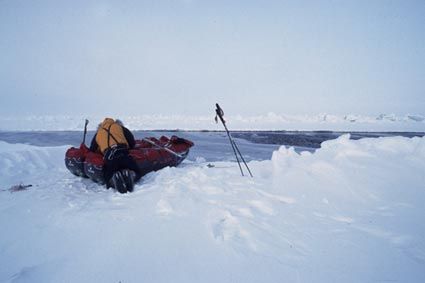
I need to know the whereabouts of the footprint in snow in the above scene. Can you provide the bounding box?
[211,210,250,244]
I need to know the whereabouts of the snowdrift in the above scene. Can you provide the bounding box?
[1,135,425,282]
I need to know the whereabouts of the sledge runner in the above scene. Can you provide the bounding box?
[89,118,142,193]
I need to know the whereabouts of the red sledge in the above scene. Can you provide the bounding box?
[65,121,194,184]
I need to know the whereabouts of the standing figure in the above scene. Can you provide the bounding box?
[90,118,141,193]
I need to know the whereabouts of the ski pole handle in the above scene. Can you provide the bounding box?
[215,103,226,124]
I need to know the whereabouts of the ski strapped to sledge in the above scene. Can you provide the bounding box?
[141,138,185,159]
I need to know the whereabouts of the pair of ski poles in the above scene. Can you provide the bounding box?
[215,103,253,177]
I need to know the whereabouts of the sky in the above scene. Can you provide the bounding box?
[1,0,424,117]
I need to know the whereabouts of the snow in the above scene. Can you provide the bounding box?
[0,113,424,131]
[1,135,425,282]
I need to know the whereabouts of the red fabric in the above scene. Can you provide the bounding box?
[85,151,104,166]
[159,136,169,144]
[66,143,89,158]
[66,137,193,165]
[135,140,153,149]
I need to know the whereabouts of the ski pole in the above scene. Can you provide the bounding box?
[215,104,244,176]
[215,103,253,177]
[231,137,253,177]
[82,119,89,145]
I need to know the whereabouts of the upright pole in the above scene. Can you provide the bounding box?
[82,119,89,145]
[215,104,253,177]
[231,138,253,177]
[215,104,244,176]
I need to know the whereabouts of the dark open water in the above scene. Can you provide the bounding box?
[0,131,423,162]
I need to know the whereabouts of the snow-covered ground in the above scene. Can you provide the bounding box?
[1,134,425,282]
[1,113,424,131]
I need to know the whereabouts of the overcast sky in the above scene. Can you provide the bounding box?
[1,0,424,117]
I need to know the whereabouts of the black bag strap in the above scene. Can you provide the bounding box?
[102,124,119,148]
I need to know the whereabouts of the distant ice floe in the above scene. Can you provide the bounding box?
[0,113,424,131]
